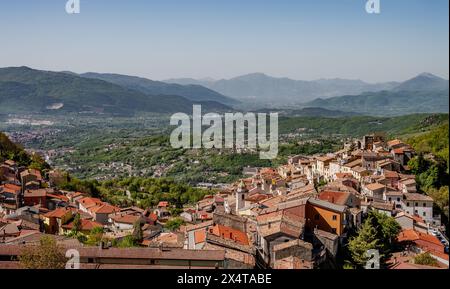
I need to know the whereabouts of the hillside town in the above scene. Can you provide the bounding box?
[1,133,449,269]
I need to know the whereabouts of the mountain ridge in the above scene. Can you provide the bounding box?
[0,67,231,115]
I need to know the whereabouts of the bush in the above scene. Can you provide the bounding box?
[414,252,439,267]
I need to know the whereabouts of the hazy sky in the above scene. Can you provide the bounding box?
[0,0,448,82]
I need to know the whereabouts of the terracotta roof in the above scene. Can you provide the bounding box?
[112,214,141,225]
[257,210,305,238]
[90,203,120,214]
[403,193,433,202]
[0,184,21,194]
[194,230,206,244]
[365,183,385,191]
[344,159,362,168]
[62,219,102,231]
[245,193,269,203]
[397,229,443,248]
[387,139,404,147]
[43,207,72,219]
[3,184,21,191]
[150,232,183,245]
[46,194,69,202]
[208,224,249,246]
[316,156,334,163]
[393,148,405,154]
[383,170,399,179]
[335,173,353,179]
[318,191,351,206]
[78,197,103,209]
[371,201,394,211]
[352,166,369,174]
[24,189,49,198]
[385,190,403,196]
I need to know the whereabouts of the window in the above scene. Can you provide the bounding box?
[423,203,426,207]
[415,210,418,214]
[388,197,392,202]
[397,198,400,202]
[423,212,426,217]
[242,194,245,200]
[407,202,410,207]
[332,215,337,221]
[88,258,94,263]
[415,202,418,207]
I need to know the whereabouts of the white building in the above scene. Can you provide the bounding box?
[401,193,434,224]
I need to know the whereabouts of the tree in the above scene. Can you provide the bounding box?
[85,227,105,245]
[164,217,184,231]
[347,211,401,268]
[347,216,379,267]
[370,210,401,252]
[116,235,137,248]
[132,220,143,243]
[72,213,81,234]
[19,236,67,269]
[427,186,449,218]
[414,252,439,267]
[408,154,429,175]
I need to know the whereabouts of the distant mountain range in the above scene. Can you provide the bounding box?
[0,67,231,115]
[0,67,448,116]
[165,73,400,104]
[79,72,238,106]
[307,73,449,116]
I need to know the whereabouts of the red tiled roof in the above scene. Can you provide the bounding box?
[335,173,353,179]
[398,229,443,247]
[245,193,269,203]
[3,184,21,191]
[43,207,72,219]
[194,230,206,244]
[0,184,21,194]
[46,194,69,202]
[62,219,102,231]
[112,214,141,225]
[318,191,351,206]
[90,204,120,214]
[209,224,249,246]
[387,139,404,147]
[365,183,385,191]
[383,170,399,179]
[393,148,405,154]
[78,197,103,208]
[24,189,48,198]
